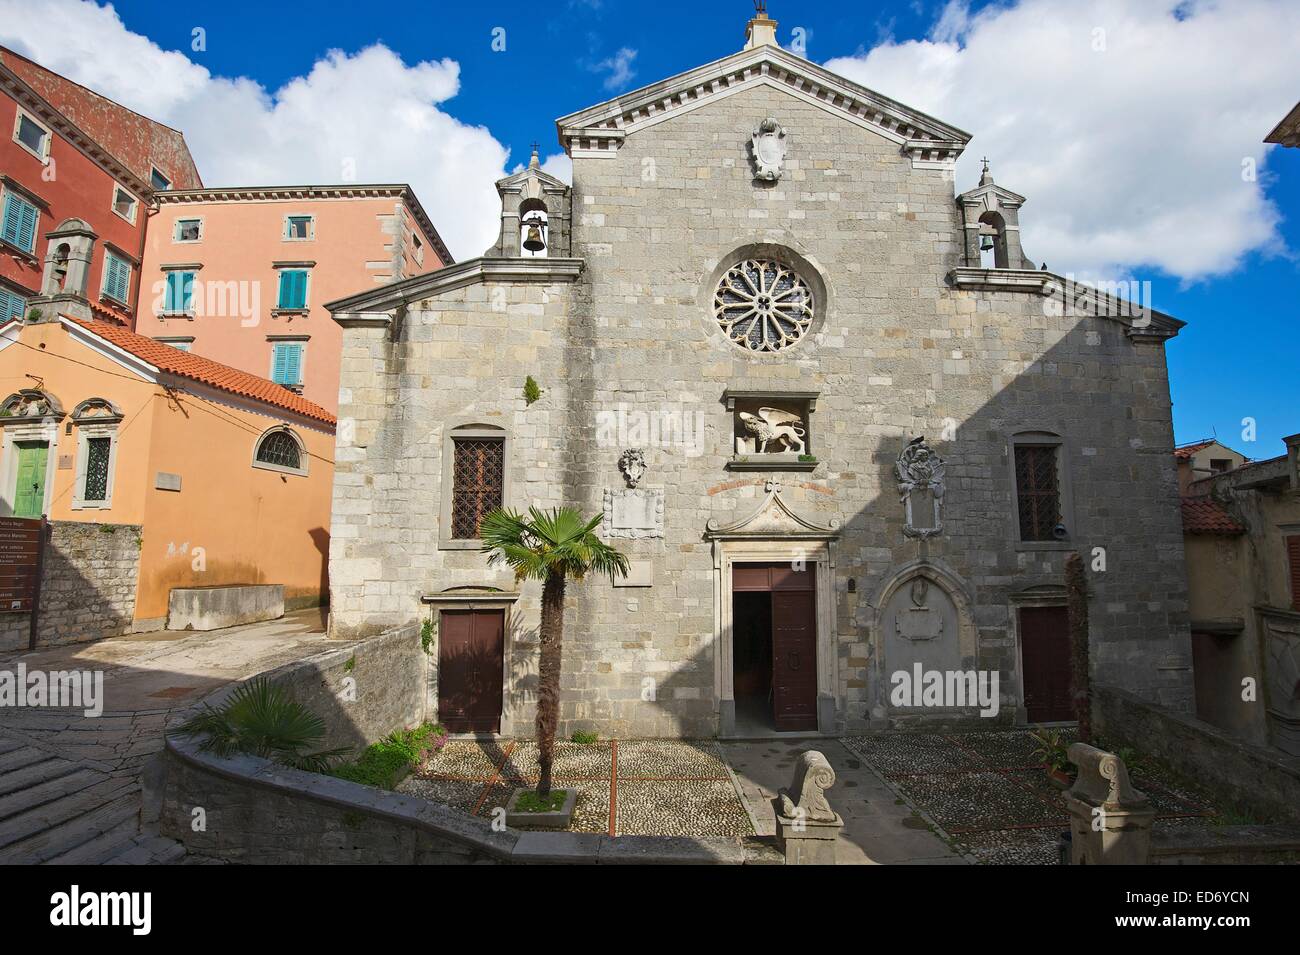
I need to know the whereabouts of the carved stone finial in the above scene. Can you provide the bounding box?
[1066,742,1149,810]
[896,436,946,539]
[751,117,786,181]
[618,448,647,489]
[778,750,839,822]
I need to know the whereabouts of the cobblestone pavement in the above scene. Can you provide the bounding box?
[0,608,342,864]
[840,730,1224,864]
[401,738,755,838]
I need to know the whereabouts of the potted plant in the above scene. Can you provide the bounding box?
[1029,729,1075,789]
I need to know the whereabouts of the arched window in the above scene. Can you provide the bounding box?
[253,427,306,475]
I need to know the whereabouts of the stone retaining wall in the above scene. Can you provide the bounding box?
[0,520,142,652]
[1094,683,1300,824]
[160,624,755,863]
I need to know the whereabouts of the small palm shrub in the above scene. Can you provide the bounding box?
[175,676,348,772]
[330,724,448,789]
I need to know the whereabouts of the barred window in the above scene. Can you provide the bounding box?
[1015,444,1061,541]
[82,437,112,502]
[451,438,504,539]
[254,428,304,473]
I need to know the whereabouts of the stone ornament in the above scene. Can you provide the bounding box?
[896,436,946,539]
[738,407,806,454]
[751,117,787,181]
[1,390,64,420]
[895,577,945,642]
[603,487,665,539]
[778,750,839,822]
[618,448,647,488]
[714,259,814,353]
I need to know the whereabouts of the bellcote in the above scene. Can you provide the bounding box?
[488,146,572,258]
[956,160,1035,270]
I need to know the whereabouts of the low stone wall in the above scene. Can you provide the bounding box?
[0,520,142,652]
[1152,825,1300,865]
[1093,683,1300,825]
[161,625,756,864]
[167,584,284,631]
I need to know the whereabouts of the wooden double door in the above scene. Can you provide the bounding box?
[437,609,505,733]
[733,563,817,731]
[1019,605,1072,723]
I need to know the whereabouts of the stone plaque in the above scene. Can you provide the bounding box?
[612,559,653,588]
[603,488,664,539]
[155,472,182,492]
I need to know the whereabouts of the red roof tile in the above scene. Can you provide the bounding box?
[65,317,335,426]
[1174,440,1214,460]
[1180,496,1244,535]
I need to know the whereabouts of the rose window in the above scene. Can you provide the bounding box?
[714,259,814,353]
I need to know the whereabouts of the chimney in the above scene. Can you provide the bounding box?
[745,7,778,50]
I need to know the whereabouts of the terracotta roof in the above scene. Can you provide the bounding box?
[1174,440,1215,460]
[63,317,335,426]
[1180,496,1245,535]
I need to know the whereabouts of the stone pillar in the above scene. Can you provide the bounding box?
[773,750,843,865]
[1063,742,1156,864]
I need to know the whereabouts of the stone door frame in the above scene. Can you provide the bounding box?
[422,590,521,736]
[711,538,838,736]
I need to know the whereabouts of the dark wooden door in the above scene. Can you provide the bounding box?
[437,609,504,733]
[1019,606,1072,723]
[772,587,817,732]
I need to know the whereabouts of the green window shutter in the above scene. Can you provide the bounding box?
[2,194,39,253]
[104,253,131,303]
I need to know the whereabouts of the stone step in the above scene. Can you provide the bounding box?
[44,813,142,866]
[4,791,141,864]
[0,776,136,853]
[0,766,99,822]
[0,754,77,797]
[0,745,59,776]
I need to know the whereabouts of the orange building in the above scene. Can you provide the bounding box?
[137,186,452,414]
[0,311,334,630]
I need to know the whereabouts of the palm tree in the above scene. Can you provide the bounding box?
[480,506,628,797]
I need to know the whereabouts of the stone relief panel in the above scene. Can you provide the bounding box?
[750,117,787,181]
[603,487,665,539]
[881,573,964,706]
[896,436,945,539]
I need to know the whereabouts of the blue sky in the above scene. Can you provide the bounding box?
[8,0,1297,456]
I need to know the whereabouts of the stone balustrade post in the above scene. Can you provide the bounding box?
[773,750,843,865]
[1063,742,1156,864]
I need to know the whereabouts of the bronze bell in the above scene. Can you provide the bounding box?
[522,218,546,253]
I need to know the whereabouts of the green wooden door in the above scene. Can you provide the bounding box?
[14,441,48,518]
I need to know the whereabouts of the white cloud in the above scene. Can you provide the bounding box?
[592,47,637,92]
[0,0,509,259]
[540,152,573,184]
[825,0,1300,281]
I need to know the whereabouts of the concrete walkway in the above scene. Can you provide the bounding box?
[0,607,343,864]
[720,739,967,865]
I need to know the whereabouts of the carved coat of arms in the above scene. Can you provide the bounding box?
[896,436,946,539]
[751,117,787,181]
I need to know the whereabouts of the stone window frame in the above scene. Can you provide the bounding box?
[722,389,820,472]
[1007,428,1076,551]
[698,242,831,363]
[251,425,308,477]
[439,422,511,551]
[70,398,123,510]
[110,182,139,225]
[12,106,51,163]
[283,214,315,242]
[150,166,172,192]
[99,247,134,306]
[172,216,204,244]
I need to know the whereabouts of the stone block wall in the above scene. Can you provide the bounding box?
[0,520,142,652]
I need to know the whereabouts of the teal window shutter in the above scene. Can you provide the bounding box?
[272,343,302,385]
[278,270,307,309]
[103,253,131,303]
[180,271,193,310]
[2,193,39,253]
[166,271,194,312]
[0,287,25,321]
[164,272,178,312]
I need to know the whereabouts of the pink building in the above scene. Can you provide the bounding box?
[137,186,452,414]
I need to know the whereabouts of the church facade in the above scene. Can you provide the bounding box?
[324,14,1193,738]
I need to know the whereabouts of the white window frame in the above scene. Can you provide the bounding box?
[283,214,315,241]
[72,422,119,510]
[150,166,172,191]
[12,107,51,162]
[111,183,139,224]
[100,249,132,305]
[268,338,307,388]
[251,425,308,477]
[172,217,203,243]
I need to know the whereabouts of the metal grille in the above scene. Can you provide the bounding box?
[452,438,504,539]
[1015,444,1061,541]
[255,430,301,470]
[83,437,111,501]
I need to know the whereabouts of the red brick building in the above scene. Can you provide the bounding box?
[0,47,200,326]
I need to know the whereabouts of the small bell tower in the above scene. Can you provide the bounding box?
[488,145,572,258]
[28,217,98,322]
[956,160,1035,270]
